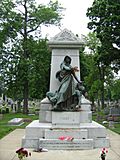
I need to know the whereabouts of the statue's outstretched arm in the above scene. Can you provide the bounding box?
[71,67,82,84]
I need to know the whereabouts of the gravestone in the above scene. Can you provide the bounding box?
[8,118,23,126]
[22,29,109,150]
[104,107,109,115]
[108,106,120,122]
[109,121,114,129]
[109,107,120,116]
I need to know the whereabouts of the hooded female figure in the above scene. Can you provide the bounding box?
[46,55,82,110]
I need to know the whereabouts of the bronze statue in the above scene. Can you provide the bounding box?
[46,55,85,111]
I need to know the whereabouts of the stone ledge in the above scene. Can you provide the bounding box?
[45,129,88,139]
[39,138,93,150]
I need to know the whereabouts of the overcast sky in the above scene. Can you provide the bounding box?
[39,0,94,39]
[39,0,120,77]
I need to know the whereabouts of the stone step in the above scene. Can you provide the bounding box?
[39,138,94,150]
[45,129,88,139]
[22,136,109,149]
[22,120,110,149]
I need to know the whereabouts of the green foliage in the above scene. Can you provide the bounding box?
[83,53,101,101]
[84,32,101,53]
[0,0,64,113]
[82,32,115,106]
[27,38,51,99]
[109,79,120,101]
[79,47,89,81]
[5,39,51,100]
[86,0,120,70]
[82,33,101,102]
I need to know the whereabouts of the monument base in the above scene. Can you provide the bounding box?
[22,120,110,150]
[22,97,110,150]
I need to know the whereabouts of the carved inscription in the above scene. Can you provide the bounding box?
[39,140,93,149]
[52,112,80,124]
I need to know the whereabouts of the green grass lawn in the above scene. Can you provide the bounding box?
[0,113,38,139]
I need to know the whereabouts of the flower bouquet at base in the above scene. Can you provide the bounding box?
[16,148,31,160]
[100,148,108,160]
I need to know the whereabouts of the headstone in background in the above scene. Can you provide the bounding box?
[104,107,109,115]
[109,107,120,116]
[109,121,114,129]
[8,118,24,126]
[108,106,120,122]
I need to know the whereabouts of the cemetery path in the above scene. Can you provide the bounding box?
[0,129,120,160]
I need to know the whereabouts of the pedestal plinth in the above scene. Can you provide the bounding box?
[22,97,110,150]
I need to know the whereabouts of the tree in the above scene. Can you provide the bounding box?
[83,53,101,109]
[86,0,120,71]
[0,0,63,114]
[6,38,51,99]
[83,32,114,108]
[110,79,120,101]
[26,38,51,99]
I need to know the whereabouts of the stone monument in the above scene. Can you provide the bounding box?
[22,29,109,150]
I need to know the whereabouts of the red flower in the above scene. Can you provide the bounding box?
[16,148,24,153]
[59,136,74,141]
[16,148,31,160]
[22,150,28,157]
[102,148,108,153]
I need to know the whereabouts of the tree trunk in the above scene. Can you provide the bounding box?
[17,100,21,113]
[23,0,29,114]
[91,97,95,111]
[101,65,105,109]
[98,63,105,109]
[101,80,104,109]
[23,80,29,114]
